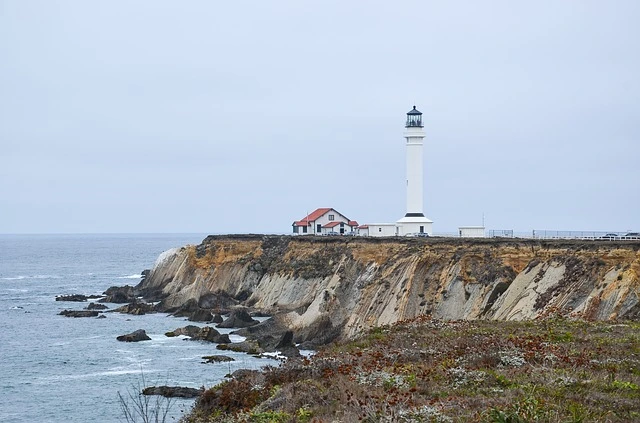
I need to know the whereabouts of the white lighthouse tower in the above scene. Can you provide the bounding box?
[396,106,433,236]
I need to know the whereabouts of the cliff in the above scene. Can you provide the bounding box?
[139,235,640,344]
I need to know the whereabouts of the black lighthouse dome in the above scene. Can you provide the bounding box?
[405,105,423,128]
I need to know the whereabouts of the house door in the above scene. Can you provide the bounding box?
[419,226,424,233]
[317,224,321,233]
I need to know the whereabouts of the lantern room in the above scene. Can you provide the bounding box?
[405,105,423,128]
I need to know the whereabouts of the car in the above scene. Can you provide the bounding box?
[600,233,618,239]
[624,232,640,239]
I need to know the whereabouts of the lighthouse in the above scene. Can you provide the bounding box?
[396,106,433,235]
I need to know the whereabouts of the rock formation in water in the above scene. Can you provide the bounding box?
[116,329,151,342]
[59,309,100,318]
[137,235,640,346]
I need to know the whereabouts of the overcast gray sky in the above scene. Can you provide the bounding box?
[1,1,638,234]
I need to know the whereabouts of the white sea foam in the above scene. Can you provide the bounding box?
[117,274,143,279]
[1,274,62,281]
[262,351,286,360]
[228,334,246,343]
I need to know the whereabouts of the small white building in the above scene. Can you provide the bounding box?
[459,226,486,238]
[292,208,358,235]
[367,223,398,237]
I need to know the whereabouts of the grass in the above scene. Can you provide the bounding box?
[182,317,640,422]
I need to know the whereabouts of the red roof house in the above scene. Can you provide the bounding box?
[292,208,356,235]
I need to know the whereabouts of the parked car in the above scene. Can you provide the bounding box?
[624,232,640,239]
[601,233,618,239]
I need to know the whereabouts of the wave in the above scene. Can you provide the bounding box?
[117,274,143,279]
[1,275,62,281]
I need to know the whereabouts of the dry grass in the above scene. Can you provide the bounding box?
[182,316,640,423]
[188,241,263,269]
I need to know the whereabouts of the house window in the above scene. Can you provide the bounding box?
[317,224,321,233]
[328,214,335,221]
[293,226,299,233]
[379,228,382,232]
[419,226,424,233]
[303,226,307,233]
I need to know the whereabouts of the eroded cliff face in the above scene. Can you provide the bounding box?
[139,235,640,343]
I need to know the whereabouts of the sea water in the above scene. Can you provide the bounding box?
[0,234,273,423]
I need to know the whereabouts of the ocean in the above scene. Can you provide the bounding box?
[0,234,273,423]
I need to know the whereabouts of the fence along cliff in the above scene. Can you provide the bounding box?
[138,235,640,344]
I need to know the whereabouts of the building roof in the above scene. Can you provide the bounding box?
[348,220,358,227]
[358,225,369,229]
[407,105,422,115]
[292,207,333,226]
[323,221,342,228]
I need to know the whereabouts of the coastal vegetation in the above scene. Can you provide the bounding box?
[183,316,640,422]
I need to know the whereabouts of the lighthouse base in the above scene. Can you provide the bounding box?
[396,216,433,236]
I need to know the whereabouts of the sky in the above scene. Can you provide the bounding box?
[1,1,639,234]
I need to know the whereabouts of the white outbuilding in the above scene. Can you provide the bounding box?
[458,226,486,238]
[367,223,398,237]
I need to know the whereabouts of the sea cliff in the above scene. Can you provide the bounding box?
[139,235,640,344]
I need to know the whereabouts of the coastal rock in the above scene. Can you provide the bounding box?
[188,308,213,322]
[202,355,235,363]
[234,317,301,357]
[170,299,199,317]
[59,310,100,318]
[86,302,108,310]
[212,313,224,324]
[113,301,155,315]
[142,386,203,398]
[165,325,230,343]
[116,329,151,342]
[273,331,301,358]
[100,285,136,303]
[141,269,150,281]
[198,291,239,312]
[216,309,259,329]
[56,294,88,302]
[217,340,263,355]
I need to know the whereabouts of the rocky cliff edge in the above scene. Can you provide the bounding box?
[138,235,640,345]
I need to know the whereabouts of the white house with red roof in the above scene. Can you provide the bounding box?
[292,208,359,235]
